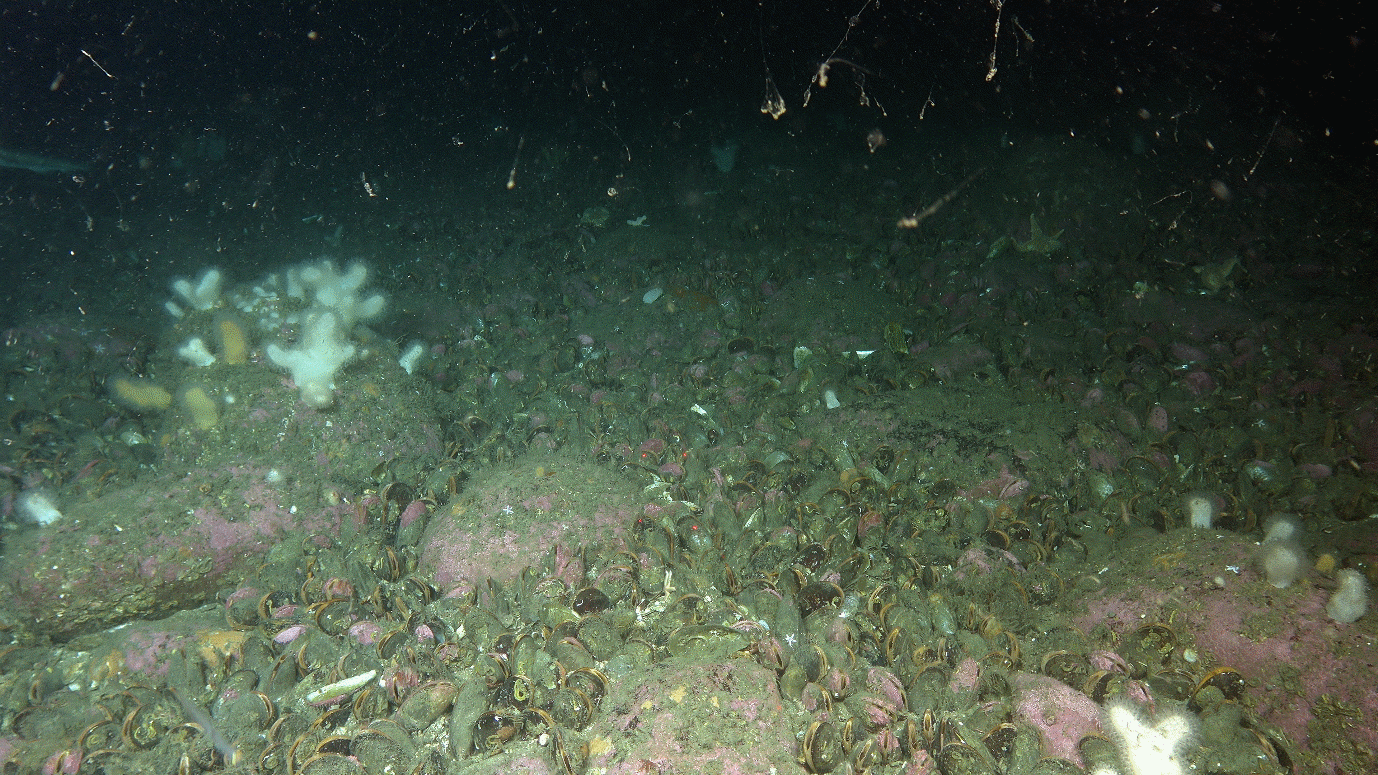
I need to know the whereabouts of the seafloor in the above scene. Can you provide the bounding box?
[1,120,1375,775]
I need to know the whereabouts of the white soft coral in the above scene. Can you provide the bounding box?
[1096,700,1197,775]
[168,267,224,315]
[266,258,385,408]
[266,311,356,408]
[287,259,385,327]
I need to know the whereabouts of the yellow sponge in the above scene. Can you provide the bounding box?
[217,315,249,365]
[178,385,220,429]
[110,377,172,411]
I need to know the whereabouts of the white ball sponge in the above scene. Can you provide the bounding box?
[1261,513,1301,544]
[1261,541,1307,588]
[1182,492,1219,529]
[1327,569,1369,624]
[17,489,63,525]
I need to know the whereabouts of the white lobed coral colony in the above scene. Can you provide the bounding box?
[265,260,385,407]
[266,311,358,408]
[398,342,425,375]
[166,258,389,409]
[285,260,386,329]
[1094,699,1198,775]
[176,336,217,367]
[166,267,224,317]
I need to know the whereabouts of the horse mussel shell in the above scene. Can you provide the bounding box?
[980,722,1020,762]
[572,587,613,616]
[1148,668,1198,702]
[1192,666,1246,705]
[295,751,362,775]
[1041,650,1090,688]
[797,542,828,572]
[394,680,459,733]
[576,615,625,660]
[492,675,536,709]
[1083,669,1133,703]
[676,514,714,553]
[563,667,609,704]
[121,701,171,750]
[937,740,996,775]
[797,581,844,617]
[593,562,640,604]
[473,709,524,754]
[1119,622,1177,675]
[546,685,595,728]
[549,726,590,775]
[310,598,355,636]
[44,439,1238,775]
[801,717,843,773]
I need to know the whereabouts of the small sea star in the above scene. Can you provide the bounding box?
[1015,213,1064,254]
[986,213,1065,258]
[783,633,797,647]
[500,504,514,516]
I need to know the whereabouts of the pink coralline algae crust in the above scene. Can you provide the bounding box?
[1073,585,1174,634]
[1011,673,1102,766]
[0,466,358,640]
[420,499,634,592]
[104,616,230,681]
[418,459,651,592]
[1074,529,1378,774]
[1182,575,1377,774]
[588,659,799,775]
[120,627,188,677]
[948,657,981,693]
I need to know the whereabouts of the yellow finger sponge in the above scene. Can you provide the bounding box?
[178,385,220,429]
[110,377,173,411]
[216,315,249,365]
